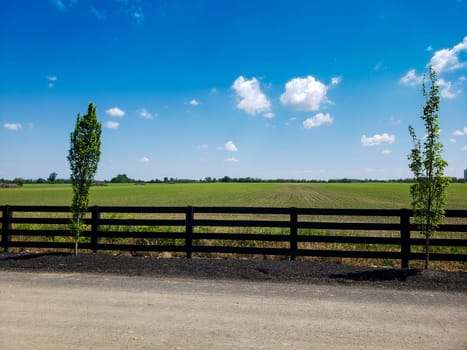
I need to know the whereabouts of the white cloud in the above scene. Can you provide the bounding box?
[52,0,77,12]
[189,99,200,106]
[47,76,57,88]
[224,141,238,152]
[429,36,467,73]
[400,69,423,86]
[438,78,461,99]
[426,45,433,52]
[90,7,106,20]
[224,157,239,163]
[373,62,383,71]
[106,107,125,118]
[198,144,208,149]
[140,156,150,163]
[453,126,467,136]
[331,76,342,85]
[303,113,333,129]
[263,112,275,119]
[361,133,395,146]
[280,76,330,111]
[463,145,467,151]
[4,123,22,131]
[105,121,119,129]
[133,7,144,23]
[138,108,154,119]
[210,88,219,95]
[232,76,271,115]
[381,149,392,155]
[450,138,456,143]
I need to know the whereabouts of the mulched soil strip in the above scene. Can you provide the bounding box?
[0,252,466,292]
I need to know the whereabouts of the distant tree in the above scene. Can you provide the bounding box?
[408,67,450,269]
[48,172,58,183]
[68,103,102,256]
[110,174,135,183]
[13,178,24,187]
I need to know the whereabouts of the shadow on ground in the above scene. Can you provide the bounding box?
[330,268,420,282]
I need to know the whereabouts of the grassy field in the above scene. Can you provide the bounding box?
[0,182,466,209]
[1,182,466,270]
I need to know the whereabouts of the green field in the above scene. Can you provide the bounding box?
[1,182,466,209]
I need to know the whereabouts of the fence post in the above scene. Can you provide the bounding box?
[2,206,12,252]
[400,209,411,269]
[290,207,298,260]
[91,206,100,253]
[185,206,193,259]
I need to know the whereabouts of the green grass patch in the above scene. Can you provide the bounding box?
[1,182,466,209]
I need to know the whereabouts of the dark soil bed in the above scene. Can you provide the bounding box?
[1,252,466,292]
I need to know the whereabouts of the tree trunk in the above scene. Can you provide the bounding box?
[74,215,80,256]
[424,235,429,269]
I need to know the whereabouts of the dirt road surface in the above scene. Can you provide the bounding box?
[1,271,466,349]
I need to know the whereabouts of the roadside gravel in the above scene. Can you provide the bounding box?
[0,252,465,292]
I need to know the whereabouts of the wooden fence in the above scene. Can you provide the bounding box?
[1,205,466,268]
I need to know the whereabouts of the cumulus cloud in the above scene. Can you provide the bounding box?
[429,36,467,73]
[224,157,239,162]
[106,107,125,118]
[263,112,275,119]
[453,126,467,136]
[361,133,395,146]
[140,156,150,163]
[381,149,392,155]
[437,78,462,99]
[224,141,238,152]
[302,113,333,129]
[232,76,271,115]
[280,76,330,111]
[189,99,200,106]
[400,69,423,86]
[463,145,467,151]
[138,108,154,119]
[4,123,22,131]
[105,121,119,129]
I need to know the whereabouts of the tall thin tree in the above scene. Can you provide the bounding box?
[68,103,102,255]
[408,66,450,269]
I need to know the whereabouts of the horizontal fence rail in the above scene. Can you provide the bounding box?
[1,205,466,268]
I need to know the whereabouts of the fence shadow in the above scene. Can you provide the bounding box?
[330,268,420,282]
[0,252,72,261]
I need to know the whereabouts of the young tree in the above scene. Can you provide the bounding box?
[68,103,102,255]
[408,66,450,269]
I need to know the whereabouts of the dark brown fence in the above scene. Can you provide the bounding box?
[1,205,466,268]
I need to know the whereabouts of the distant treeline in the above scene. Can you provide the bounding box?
[1,173,465,185]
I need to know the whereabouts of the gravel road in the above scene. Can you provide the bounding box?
[1,271,466,350]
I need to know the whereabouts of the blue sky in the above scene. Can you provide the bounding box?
[1,0,466,181]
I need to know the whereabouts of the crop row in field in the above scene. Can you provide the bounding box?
[1,182,466,209]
